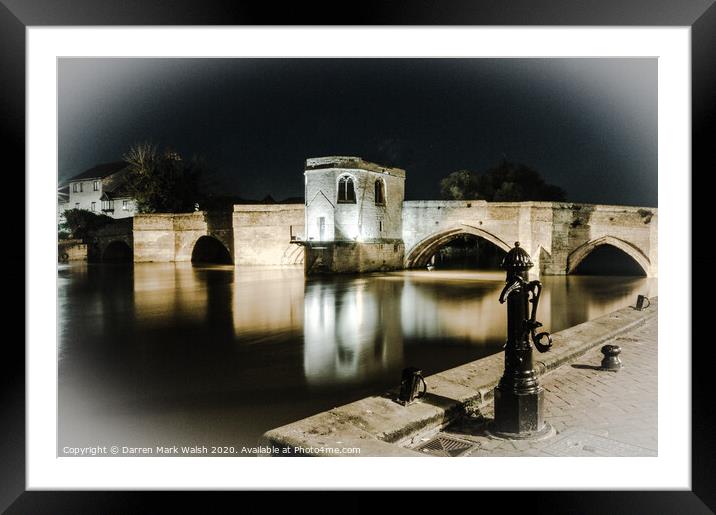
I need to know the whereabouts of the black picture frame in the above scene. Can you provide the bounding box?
[3,0,710,512]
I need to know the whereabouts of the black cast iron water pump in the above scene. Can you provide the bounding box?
[498,274,553,354]
[491,242,554,438]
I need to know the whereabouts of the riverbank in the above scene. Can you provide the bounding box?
[421,315,657,456]
[263,297,658,456]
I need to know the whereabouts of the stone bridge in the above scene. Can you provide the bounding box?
[130,212,235,263]
[90,205,305,266]
[89,201,656,277]
[93,217,134,262]
[402,201,657,276]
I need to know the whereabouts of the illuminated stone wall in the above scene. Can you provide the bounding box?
[402,201,657,277]
[304,156,405,243]
[303,156,406,274]
[232,204,305,265]
[85,158,658,277]
[305,240,405,275]
[131,212,234,263]
[131,214,176,262]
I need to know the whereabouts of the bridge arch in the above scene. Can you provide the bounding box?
[102,240,133,263]
[567,235,650,275]
[405,224,511,268]
[281,243,305,265]
[191,235,233,264]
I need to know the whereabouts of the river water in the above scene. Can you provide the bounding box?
[57,263,656,455]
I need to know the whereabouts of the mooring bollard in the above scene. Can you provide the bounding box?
[635,295,650,311]
[489,242,554,439]
[397,367,427,406]
[600,345,622,371]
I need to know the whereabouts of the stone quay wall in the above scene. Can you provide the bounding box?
[262,298,658,457]
[58,239,87,262]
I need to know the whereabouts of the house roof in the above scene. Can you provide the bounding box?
[100,190,132,201]
[57,184,69,204]
[101,168,132,197]
[61,161,128,186]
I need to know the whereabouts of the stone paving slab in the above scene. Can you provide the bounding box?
[263,298,657,457]
[417,314,658,457]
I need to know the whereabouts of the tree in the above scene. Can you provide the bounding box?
[60,209,114,242]
[439,170,479,200]
[440,159,567,202]
[122,143,206,213]
[58,224,71,241]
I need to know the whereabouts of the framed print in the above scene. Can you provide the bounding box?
[4,0,712,512]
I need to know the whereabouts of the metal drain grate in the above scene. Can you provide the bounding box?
[415,435,477,457]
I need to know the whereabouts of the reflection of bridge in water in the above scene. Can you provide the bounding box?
[122,266,658,388]
[297,271,655,385]
[58,262,656,452]
[101,262,658,391]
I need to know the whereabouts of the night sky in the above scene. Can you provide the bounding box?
[58,58,657,206]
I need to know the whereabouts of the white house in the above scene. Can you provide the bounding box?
[58,161,137,221]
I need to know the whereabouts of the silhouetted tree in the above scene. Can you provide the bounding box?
[439,170,478,200]
[440,159,566,202]
[122,142,207,213]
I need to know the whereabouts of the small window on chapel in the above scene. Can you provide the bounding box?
[374,179,386,206]
[337,176,356,203]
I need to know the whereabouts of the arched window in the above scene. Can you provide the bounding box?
[337,176,356,203]
[374,179,386,205]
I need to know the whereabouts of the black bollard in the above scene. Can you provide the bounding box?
[635,295,651,311]
[397,367,427,406]
[489,242,554,439]
[600,345,622,371]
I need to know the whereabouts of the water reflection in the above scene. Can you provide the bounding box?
[399,271,506,342]
[304,278,403,385]
[57,263,656,452]
[232,268,304,340]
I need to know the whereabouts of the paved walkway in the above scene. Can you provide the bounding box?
[414,315,657,457]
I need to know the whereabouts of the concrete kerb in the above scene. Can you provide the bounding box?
[262,298,658,457]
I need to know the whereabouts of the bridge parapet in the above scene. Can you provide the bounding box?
[402,201,657,277]
[132,211,234,263]
[84,199,656,276]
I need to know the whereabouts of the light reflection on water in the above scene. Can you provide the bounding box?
[57,263,656,453]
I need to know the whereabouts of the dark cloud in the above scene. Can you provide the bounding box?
[58,58,657,206]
